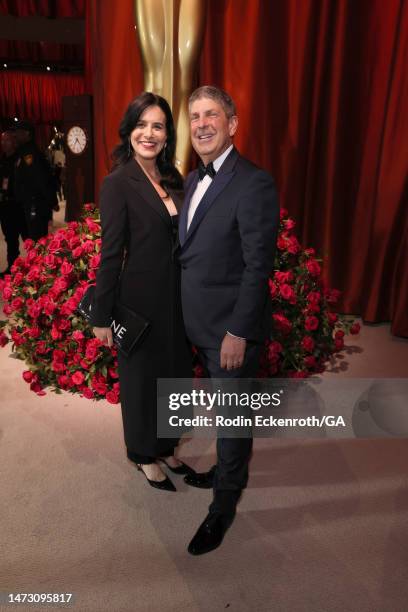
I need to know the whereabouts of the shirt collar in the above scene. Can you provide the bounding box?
[212,144,234,172]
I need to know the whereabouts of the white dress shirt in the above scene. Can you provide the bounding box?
[186,145,233,230]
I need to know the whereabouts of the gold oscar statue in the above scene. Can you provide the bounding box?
[134,0,207,175]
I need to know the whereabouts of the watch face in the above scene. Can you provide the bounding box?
[67,126,87,154]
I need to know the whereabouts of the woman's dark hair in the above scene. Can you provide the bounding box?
[111,91,183,190]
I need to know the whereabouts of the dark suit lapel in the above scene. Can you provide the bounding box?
[124,159,172,228]
[179,171,199,245]
[181,147,239,249]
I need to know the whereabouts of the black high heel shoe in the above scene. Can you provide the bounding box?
[158,457,196,476]
[136,464,176,492]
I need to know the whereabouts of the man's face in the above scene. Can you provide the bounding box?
[189,97,238,164]
[1,133,16,156]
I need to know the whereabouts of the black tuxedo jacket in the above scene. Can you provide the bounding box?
[179,147,279,349]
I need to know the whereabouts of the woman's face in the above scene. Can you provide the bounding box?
[130,105,167,163]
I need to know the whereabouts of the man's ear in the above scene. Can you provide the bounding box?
[229,115,238,137]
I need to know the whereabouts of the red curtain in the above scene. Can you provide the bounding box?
[0,0,84,17]
[89,0,407,336]
[0,70,85,148]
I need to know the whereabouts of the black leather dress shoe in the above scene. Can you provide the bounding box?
[184,465,216,489]
[188,512,235,555]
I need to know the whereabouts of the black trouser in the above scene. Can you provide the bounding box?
[23,204,50,241]
[0,204,28,268]
[197,343,262,516]
[126,447,176,465]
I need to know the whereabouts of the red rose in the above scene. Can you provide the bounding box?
[12,272,24,286]
[44,254,57,269]
[304,355,316,368]
[73,330,85,341]
[108,367,119,379]
[277,236,288,251]
[48,238,62,254]
[335,329,345,339]
[0,331,9,347]
[106,391,120,404]
[82,240,95,254]
[334,337,344,351]
[327,312,338,326]
[2,285,13,300]
[23,238,34,250]
[274,270,294,284]
[287,235,301,255]
[289,371,307,379]
[27,301,42,319]
[30,381,45,395]
[92,381,107,395]
[273,314,292,334]
[51,327,62,340]
[56,318,71,332]
[279,283,296,304]
[268,340,283,354]
[268,279,278,298]
[22,370,35,383]
[305,316,319,331]
[80,386,94,399]
[52,361,66,373]
[279,207,288,220]
[60,261,74,276]
[11,297,24,311]
[301,336,315,352]
[72,371,85,385]
[284,219,296,230]
[307,291,321,305]
[85,218,100,233]
[85,344,99,361]
[350,322,361,335]
[304,248,315,256]
[72,246,84,259]
[89,254,101,269]
[43,298,57,316]
[52,349,65,362]
[306,259,321,277]
[26,267,41,283]
[88,270,96,280]
[27,327,41,339]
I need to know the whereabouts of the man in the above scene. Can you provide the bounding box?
[179,86,279,554]
[13,121,58,240]
[0,131,27,275]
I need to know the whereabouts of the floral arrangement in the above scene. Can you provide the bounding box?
[0,205,359,399]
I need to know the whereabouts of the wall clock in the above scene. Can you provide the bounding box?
[66,125,88,155]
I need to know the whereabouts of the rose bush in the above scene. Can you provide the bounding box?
[0,204,359,398]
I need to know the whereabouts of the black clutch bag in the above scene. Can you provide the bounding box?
[77,285,151,357]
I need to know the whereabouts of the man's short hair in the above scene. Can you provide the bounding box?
[189,86,237,118]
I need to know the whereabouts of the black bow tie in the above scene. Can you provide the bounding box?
[198,160,216,181]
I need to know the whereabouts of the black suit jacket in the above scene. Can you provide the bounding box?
[179,147,279,349]
[90,159,183,328]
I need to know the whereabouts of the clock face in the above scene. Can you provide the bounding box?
[67,126,87,154]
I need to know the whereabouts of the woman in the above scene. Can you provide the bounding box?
[91,92,194,491]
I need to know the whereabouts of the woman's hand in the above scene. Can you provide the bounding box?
[93,326,113,348]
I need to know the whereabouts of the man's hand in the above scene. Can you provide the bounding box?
[93,326,113,348]
[220,334,246,370]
